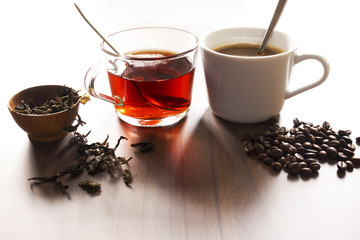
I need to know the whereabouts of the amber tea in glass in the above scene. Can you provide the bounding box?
[85,27,199,127]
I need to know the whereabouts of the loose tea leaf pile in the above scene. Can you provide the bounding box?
[27,87,152,193]
[13,86,89,115]
[243,118,360,176]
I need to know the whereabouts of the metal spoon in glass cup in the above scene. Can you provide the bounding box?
[257,0,288,55]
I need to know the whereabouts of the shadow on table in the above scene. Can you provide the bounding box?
[119,108,291,218]
[26,134,83,199]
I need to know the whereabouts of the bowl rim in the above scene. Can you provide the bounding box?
[8,85,80,117]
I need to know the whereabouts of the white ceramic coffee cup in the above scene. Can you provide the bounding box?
[201,27,330,123]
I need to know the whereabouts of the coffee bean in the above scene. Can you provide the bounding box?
[315,136,324,144]
[271,161,283,170]
[288,145,297,155]
[339,139,348,148]
[270,148,283,159]
[243,140,254,154]
[299,162,308,168]
[356,137,360,144]
[263,157,274,165]
[300,167,312,176]
[312,144,322,152]
[341,148,354,158]
[272,139,280,146]
[294,153,304,162]
[288,162,301,174]
[337,161,347,171]
[279,142,290,152]
[304,152,317,159]
[297,147,307,156]
[307,134,316,144]
[284,136,296,144]
[295,134,307,144]
[345,160,354,171]
[350,157,360,166]
[277,157,285,166]
[318,150,327,159]
[341,136,353,144]
[304,158,317,165]
[285,155,297,166]
[309,162,321,172]
[328,140,340,148]
[254,142,265,154]
[346,143,356,152]
[321,144,329,150]
[337,152,349,161]
[303,142,313,149]
[258,153,268,161]
[326,147,338,158]
[338,130,351,136]
[328,135,338,141]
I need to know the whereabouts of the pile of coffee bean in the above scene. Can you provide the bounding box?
[242,118,360,176]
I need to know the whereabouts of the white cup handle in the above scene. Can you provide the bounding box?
[285,53,330,99]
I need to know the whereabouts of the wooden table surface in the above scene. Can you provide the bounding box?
[2,0,360,239]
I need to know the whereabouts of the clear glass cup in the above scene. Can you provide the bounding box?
[85,27,199,127]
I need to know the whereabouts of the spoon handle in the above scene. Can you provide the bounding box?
[257,0,287,55]
[74,3,120,55]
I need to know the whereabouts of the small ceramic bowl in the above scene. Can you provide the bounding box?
[8,85,80,142]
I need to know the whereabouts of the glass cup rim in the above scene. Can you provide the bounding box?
[101,27,199,61]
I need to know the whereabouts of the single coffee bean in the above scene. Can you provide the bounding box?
[356,137,360,143]
[321,144,329,150]
[346,143,356,151]
[271,161,283,171]
[288,145,297,155]
[284,136,296,144]
[297,147,307,156]
[258,153,268,161]
[307,134,316,144]
[277,157,285,165]
[315,136,324,144]
[303,142,313,149]
[299,162,308,168]
[300,167,312,176]
[338,130,351,136]
[263,157,274,165]
[272,139,280,146]
[294,153,304,162]
[293,118,301,127]
[312,144,322,152]
[309,162,321,172]
[243,141,254,154]
[270,148,283,159]
[337,152,349,161]
[318,150,327,159]
[294,142,303,149]
[254,142,265,154]
[328,135,338,141]
[328,140,340,148]
[339,139,348,148]
[326,147,338,158]
[341,148,354,158]
[304,152,317,159]
[285,155,297,166]
[279,142,290,152]
[337,161,347,171]
[304,158,317,165]
[341,136,353,144]
[350,157,360,166]
[295,134,307,144]
[288,162,301,174]
[345,160,354,171]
